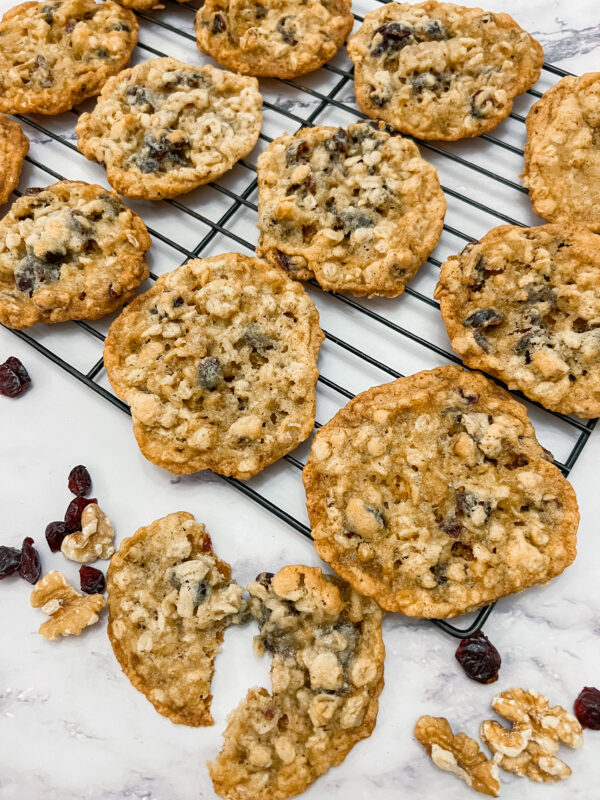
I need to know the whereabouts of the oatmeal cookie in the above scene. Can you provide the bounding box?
[257,121,445,297]
[436,224,600,418]
[303,365,579,618]
[0,116,28,206]
[107,511,246,726]
[194,0,353,79]
[523,73,600,232]
[209,566,385,800]
[347,1,543,141]
[104,253,323,479]
[76,57,262,200]
[0,0,137,115]
[0,181,150,330]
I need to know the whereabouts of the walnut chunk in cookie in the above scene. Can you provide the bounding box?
[347,1,543,140]
[257,121,445,297]
[303,366,579,618]
[31,571,106,639]
[76,57,262,200]
[0,0,138,115]
[481,688,583,783]
[0,116,28,206]
[103,253,323,479]
[209,565,385,800]
[0,181,150,330]
[107,512,246,726]
[415,716,500,796]
[195,0,353,79]
[436,224,600,418]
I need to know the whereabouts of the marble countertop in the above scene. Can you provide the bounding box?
[1,1,599,798]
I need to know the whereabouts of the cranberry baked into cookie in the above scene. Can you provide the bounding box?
[76,58,262,200]
[209,566,385,800]
[0,182,150,329]
[107,512,246,726]
[257,121,445,297]
[195,0,353,79]
[347,1,543,141]
[523,73,600,233]
[104,254,323,479]
[303,366,579,618]
[0,116,28,206]
[436,224,600,418]
[0,0,138,115]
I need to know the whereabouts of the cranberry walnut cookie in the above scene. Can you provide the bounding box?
[257,121,445,297]
[194,0,353,79]
[347,1,543,141]
[303,366,579,618]
[0,0,138,116]
[76,58,263,200]
[104,254,323,479]
[0,116,28,206]
[107,512,246,726]
[435,224,600,418]
[209,566,385,800]
[0,182,150,330]
[523,73,600,233]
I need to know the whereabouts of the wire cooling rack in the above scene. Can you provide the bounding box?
[4,0,597,638]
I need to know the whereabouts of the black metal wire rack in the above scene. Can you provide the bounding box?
[4,0,597,639]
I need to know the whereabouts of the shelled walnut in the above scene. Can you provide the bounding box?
[481,688,583,783]
[61,503,115,563]
[30,571,106,639]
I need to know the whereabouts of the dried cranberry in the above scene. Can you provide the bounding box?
[0,545,22,579]
[18,537,41,584]
[68,465,92,497]
[45,521,68,553]
[0,357,31,397]
[64,496,97,532]
[79,565,105,595]
[455,630,501,684]
[574,687,600,730]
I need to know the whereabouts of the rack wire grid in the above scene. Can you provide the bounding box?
[4,0,597,638]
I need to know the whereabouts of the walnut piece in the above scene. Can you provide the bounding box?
[481,688,583,783]
[61,503,115,563]
[415,716,500,797]
[30,571,106,640]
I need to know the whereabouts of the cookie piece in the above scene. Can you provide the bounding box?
[195,0,353,79]
[0,116,28,206]
[76,57,262,200]
[435,224,600,418]
[107,511,246,726]
[118,0,186,9]
[523,73,600,232]
[257,121,445,297]
[209,566,385,800]
[347,1,543,141]
[0,181,150,329]
[0,0,137,115]
[303,365,579,618]
[104,253,323,479]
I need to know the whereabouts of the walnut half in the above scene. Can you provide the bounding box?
[481,688,583,783]
[415,715,500,797]
[30,571,106,640]
[61,503,115,563]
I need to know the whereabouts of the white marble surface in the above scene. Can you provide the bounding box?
[1,1,599,798]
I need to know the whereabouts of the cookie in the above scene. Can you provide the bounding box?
[118,0,185,9]
[194,0,353,79]
[0,0,138,115]
[76,57,263,200]
[104,253,323,479]
[523,72,600,232]
[303,365,579,618]
[435,224,600,418]
[347,1,543,141]
[0,181,150,330]
[209,566,385,800]
[0,116,28,206]
[257,121,445,297]
[107,511,246,726]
